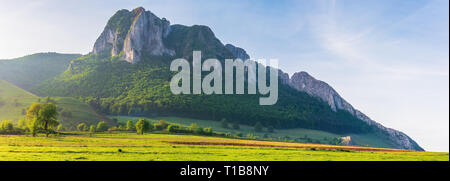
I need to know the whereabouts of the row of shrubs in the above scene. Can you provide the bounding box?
[0,118,108,136]
[74,121,109,133]
[0,120,26,135]
[110,119,215,136]
[76,119,268,139]
[2,118,341,145]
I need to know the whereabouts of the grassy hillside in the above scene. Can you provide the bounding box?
[0,80,111,128]
[0,80,39,121]
[0,52,81,90]
[0,133,447,161]
[110,115,395,149]
[51,97,113,129]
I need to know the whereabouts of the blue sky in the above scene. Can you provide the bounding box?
[0,0,448,151]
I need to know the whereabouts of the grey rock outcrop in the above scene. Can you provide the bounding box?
[92,27,115,55]
[225,44,250,60]
[289,72,354,112]
[225,44,289,85]
[278,70,290,85]
[287,71,424,151]
[93,7,175,63]
[225,44,256,83]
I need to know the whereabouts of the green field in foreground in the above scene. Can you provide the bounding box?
[110,116,394,149]
[0,133,447,161]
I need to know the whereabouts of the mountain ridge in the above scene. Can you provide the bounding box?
[0,52,81,90]
[33,7,423,151]
[223,44,423,151]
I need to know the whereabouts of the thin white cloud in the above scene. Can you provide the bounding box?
[310,0,448,78]
[302,0,449,151]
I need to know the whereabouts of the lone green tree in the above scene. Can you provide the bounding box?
[56,124,65,132]
[0,120,13,131]
[189,123,203,134]
[89,125,96,133]
[26,102,59,137]
[135,118,149,135]
[126,120,135,131]
[77,123,87,132]
[28,120,38,136]
[17,119,27,129]
[203,127,213,135]
[167,124,179,133]
[154,120,168,130]
[96,121,108,132]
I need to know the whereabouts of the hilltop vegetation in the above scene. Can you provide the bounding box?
[0,80,39,121]
[0,80,110,129]
[0,53,81,90]
[51,97,113,129]
[164,24,235,60]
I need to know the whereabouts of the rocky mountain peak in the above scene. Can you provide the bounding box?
[92,7,175,63]
[289,71,354,113]
[225,44,250,60]
[132,6,145,14]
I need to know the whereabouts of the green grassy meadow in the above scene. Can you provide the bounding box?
[0,133,447,161]
[0,80,39,121]
[110,116,394,149]
[52,97,113,128]
[0,80,110,128]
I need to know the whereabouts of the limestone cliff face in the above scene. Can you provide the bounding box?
[92,27,115,55]
[225,44,250,60]
[92,7,174,63]
[289,72,354,113]
[224,44,289,85]
[288,71,424,151]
